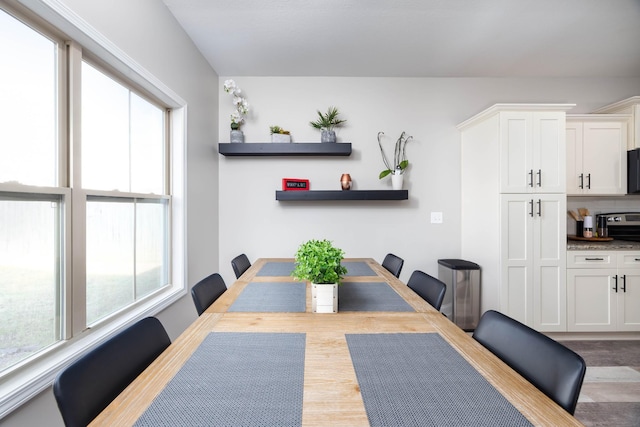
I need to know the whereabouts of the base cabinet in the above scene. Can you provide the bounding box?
[567,252,640,332]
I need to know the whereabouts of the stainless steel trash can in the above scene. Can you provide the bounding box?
[437,259,481,332]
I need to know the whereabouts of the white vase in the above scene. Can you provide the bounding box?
[312,283,338,313]
[230,129,244,143]
[391,172,404,190]
[271,133,291,143]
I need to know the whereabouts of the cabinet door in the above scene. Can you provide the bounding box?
[566,122,583,195]
[533,195,566,331]
[581,121,627,195]
[500,113,532,193]
[534,113,566,193]
[501,195,534,325]
[617,269,640,331]
[567,269,617,332]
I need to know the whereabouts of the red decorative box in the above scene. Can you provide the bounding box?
[282,178,310,191]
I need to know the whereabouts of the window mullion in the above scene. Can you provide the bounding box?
[67,40,87,337]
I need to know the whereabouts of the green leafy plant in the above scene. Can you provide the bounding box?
[270,125,290,135]
[309,106,347,131]
[377,131,413,179]
[291,239,348,284]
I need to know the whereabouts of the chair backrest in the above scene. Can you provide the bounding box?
[191,273,227,315]
[53,317,171,427]
[406,270,446,311]
[231,253,251,279]
[473,310,586,415]
[381,253,404,278]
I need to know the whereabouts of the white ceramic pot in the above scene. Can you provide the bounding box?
[312,283,338,313]
[391,172,404,190]
[230,129,244,143]
[321,130,336,143]
[271,133,291,143]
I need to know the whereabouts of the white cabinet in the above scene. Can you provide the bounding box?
[566,115,629,195]
[501,194,566,331]
[500,111,566,194]
[458,104,573,332]
[593,96,640,149]
[567,251,640,331]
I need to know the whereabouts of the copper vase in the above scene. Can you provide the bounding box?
[340,174,352,190]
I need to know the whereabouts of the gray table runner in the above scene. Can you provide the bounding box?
[134,332,305,427]
[256,261,376,277]
[339,282,414,312]
[346,333,533,427]
[228,282,306,312]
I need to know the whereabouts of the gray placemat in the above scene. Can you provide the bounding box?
[257,261,376,277]
[346,333,533,427]
[339,282,414,312]
[256,261,295,276]
[228,282,306,312]
[134,332,305,427]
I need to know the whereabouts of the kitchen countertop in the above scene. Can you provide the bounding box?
[567,239,640,251]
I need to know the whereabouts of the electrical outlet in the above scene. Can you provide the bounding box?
[431,212,443,224]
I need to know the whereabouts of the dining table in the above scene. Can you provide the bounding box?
[90,258,583,426]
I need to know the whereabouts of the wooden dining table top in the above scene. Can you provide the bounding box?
[90,258,583,426]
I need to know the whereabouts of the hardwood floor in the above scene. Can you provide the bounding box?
[560,340,640,427]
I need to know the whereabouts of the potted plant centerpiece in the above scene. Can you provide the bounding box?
[223,79,249,143]
[377,131,413,190]
[270,125,291,143]
[309,106,346,143]
[292,239,348,313]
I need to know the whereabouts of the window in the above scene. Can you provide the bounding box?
[0,2,185,415]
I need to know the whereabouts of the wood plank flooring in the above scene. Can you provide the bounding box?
[560,340,640,427]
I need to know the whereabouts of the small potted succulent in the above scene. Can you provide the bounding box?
[309,106,346,143]
[291,239,348,313]
[270,125,291,143]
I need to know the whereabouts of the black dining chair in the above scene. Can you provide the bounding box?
[406,270,446,311]
[53,317,171,427]
[231,253,251,279]
[473,310,586,415]
[381,253,404,278]
[191,273,227,315]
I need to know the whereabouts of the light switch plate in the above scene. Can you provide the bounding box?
[431,212,443,224]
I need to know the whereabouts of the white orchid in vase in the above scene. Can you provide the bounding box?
[377,131,413,179]
[223,79,249,130]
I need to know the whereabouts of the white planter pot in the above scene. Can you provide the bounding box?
[271,133,291,143]
[312,283,338,313]
[391,172,404,190]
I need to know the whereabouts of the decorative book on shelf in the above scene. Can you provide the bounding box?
[218,143,351,157]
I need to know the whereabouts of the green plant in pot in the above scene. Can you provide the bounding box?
[292,239,348,284]
[309,106,347,143]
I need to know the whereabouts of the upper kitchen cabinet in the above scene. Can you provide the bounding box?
[499,111,568,193]
[593,96,640,149]
[566,114,630,196]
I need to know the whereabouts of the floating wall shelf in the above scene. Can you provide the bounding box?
[275,190,408,201]
[219,142,352,157]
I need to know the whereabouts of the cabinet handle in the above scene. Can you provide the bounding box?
[579,173,584,189]
[529,169,534,187]
[635,258,640,261]
[621,275,626,293]
[586,173,591,189]
[613,275,618,292]
[537,169,542,187]
[537,199,541,217]
[529,199,534,217]
[585,257,604,261]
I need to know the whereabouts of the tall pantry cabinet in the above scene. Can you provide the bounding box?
[458,104,574,332]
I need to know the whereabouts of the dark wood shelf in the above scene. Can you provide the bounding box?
[219,142,352,156]
[276,190,408,201]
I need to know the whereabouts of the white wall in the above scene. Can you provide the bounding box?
[1,0,218,425]
[217,77,640,302]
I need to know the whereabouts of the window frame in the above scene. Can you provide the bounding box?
[0,0,187,418]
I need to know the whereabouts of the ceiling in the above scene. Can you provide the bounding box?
[161,0,640,78]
